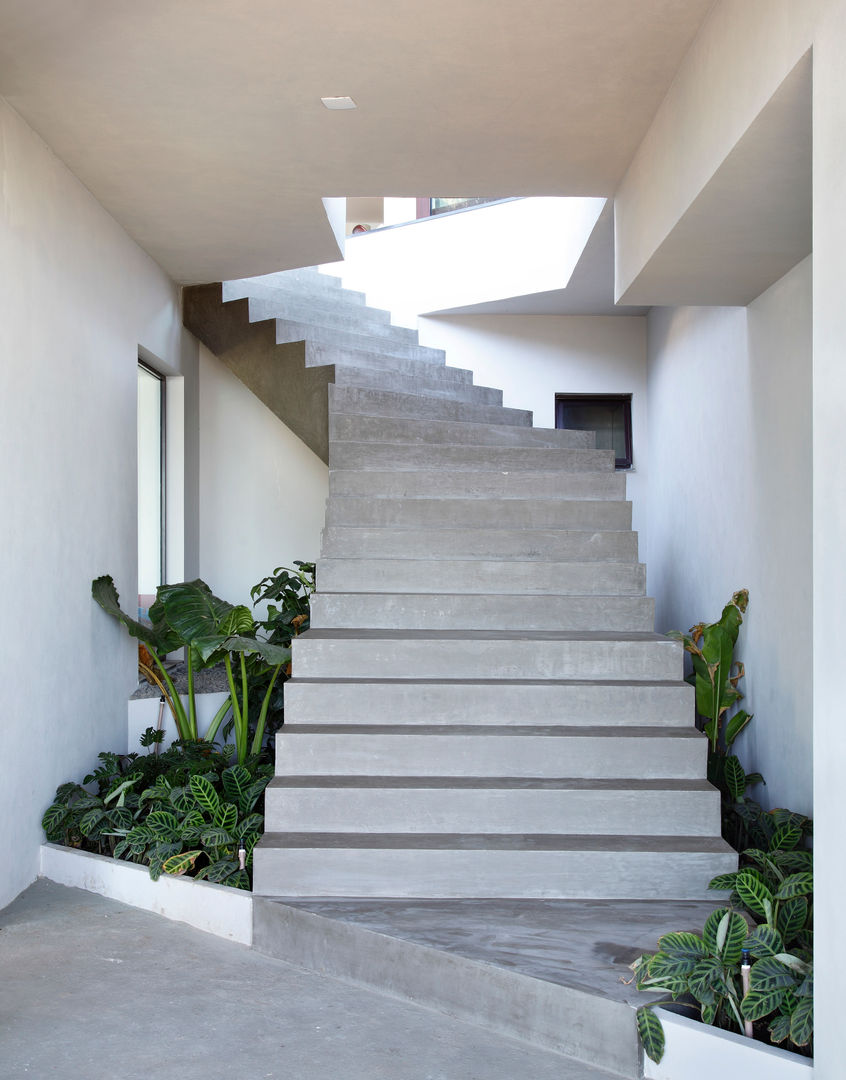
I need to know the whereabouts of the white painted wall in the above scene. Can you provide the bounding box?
[323,198,605,327]
[198,344,328,608]
[418,315,648,546]
[0,97,195,908]
[645,258,812,815]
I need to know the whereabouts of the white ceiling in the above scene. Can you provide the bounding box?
[0,0,714,283]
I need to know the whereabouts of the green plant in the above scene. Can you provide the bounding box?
[93,575,291,763]
[633,812,813,1063]
[42,734,271,889]
[670,589,764,849]
[117,761,272,888]
[238,561,316,748]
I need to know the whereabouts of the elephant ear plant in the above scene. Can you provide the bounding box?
[92,575,290,763]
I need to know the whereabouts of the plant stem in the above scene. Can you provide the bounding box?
[203,698,233,743]
[186,646,198,739]
[223,654,244,762]
[251,663,283,756]
[147,646,190,741]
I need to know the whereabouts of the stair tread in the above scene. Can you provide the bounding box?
[282,724,701,738]
[260,832,734,852]
[270,776,715,790]
[300,628,671,642]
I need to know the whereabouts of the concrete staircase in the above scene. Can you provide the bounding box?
[184,266,734,903]
[183,267,738,1077]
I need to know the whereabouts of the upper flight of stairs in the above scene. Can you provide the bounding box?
[183,267,736,902]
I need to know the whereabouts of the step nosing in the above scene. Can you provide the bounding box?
[270,777,714,790]
[280,724,700,737]
[259,832,733,852]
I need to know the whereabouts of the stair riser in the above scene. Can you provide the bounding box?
[293,637,681,680]
[274,733,705,778]
[224,283,391,332]
[249,296,417,345]
[329,414,594,449]
[324,498,632,531]
[274,316,446,364]
[328,385,532,427]
[309,593,654,632]
[239,269,355,299]
[284,680,694,727]
[253,848,738,900]
[306,341,453,379]
[329,469,627,499]
[320,527,638,561]
[315,558,646,595]
[329,443,615,472]
[265,788,720,836]
[332,368,503,405]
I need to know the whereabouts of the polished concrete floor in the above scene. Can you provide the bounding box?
[0,880,628,1080]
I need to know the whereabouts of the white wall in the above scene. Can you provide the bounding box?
[645,258,812,815]
[198,345,328,608]
[0,97,195,908]
[324,198,605,327]
[418,315,648,545]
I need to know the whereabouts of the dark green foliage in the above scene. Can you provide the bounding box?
[634,810,813,1063]
[42,735,271,889]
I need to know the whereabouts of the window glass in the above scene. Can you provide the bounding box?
[555,394,632,469]
[137,363,164,617]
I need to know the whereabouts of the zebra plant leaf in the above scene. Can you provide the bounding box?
[789,996,813,1046]
[775,873,814,900]
[742,987,786,1021]
[636,1007,665,1064]
[735,869,774,920]
[745,925,784,958]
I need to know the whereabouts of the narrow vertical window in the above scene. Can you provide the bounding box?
[137,361,165,617]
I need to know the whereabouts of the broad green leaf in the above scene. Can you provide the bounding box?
[236,813,264,840]
[769,824,802,853]
[769,1013,792,1043]
[92,575,180,654]
[226,869,251,891]
[155,580,239,657]
[201,858,239,883]
[656,931,708,960]
[774,953,812,977]
[688,958,721,1004]
[789,996,813,1046]
[777,897,809,943]
[749,957,795,992]
[200,827,234,850]
[745,925,784,958]
[647,953,697,980]
[221,765,251,806]
[775,873,813,900]
[724,756,746,800]
[742,987,786,1021]
[145,810,182,837]
[79,808,108,835]
[162,850,202,876]
[795,975,813,999]
[735,869,774,920]
[700,1002,718,1026]
[724,709,752,750]
[213,802,238,832]
[773,850,813,873]
[708,872,739,891]
[221,634,291,667]
[703,908,729,954]
[636,1007,665,1064]
[721,912,748,965]
[41,805,68,835]
[189,773,220,816]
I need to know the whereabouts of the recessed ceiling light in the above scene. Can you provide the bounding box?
[321,96,357,110]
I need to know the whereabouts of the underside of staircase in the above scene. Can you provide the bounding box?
[183,267,736,1077]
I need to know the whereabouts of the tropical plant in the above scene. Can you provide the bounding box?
[42,734,271,889]
[116,761,272,888]
[238,561,316,748]
[670,589,764,849]
[92,575,291,763]
[633,811,813,1063]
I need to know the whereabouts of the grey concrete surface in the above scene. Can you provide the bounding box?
[332,366,503,405]
[327,468,626,499]
[327,385,533,427]
[328,413,594,448]
[322,497,631,530]
[0,880,624,1080]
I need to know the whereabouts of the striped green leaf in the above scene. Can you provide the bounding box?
[656,932,708,959]
[789,996,813,1046]
[769,1013,792,1044]
[636,1007,665,1064]
[769,824,802,853]
[749,957,795,992]
[162,850,202,876]
[742,987,786,1021]
[775,873,813,900]
[724,755,746,800]
[777,897,809,943]
[745,925,784,958]
[736,869,774,920]
[189,773,220,816]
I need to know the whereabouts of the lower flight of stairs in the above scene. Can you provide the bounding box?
[184,267,736,1077]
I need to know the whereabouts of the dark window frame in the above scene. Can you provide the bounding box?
[554,393,633,469]
[138,358,167,588]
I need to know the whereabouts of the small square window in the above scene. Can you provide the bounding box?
[555,394,632,469]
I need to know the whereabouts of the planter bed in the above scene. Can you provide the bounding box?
[644,1008,812,1080]
[39,842,252,945]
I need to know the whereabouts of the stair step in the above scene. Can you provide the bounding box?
[269,312,450,366]
[224,279,390,331]
[309,592,654,631]
[265,776,720,835]
[292,629,681,680]
[328,441,615,472]
[273,724,706,778]
[246,267,352,297]
[283,678,693,726]
[306,340,451,379]
[328,384,533,427]
[329,468,627,499]
[332,365,503,405]
[253,832,737,899]
[324,496,631,530]
[315,557,645,595]
[249,295,419,347]
[329,413,594,449]
[321,525,638,560]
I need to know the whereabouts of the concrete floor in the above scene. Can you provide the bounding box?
[0,880,625,1080]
